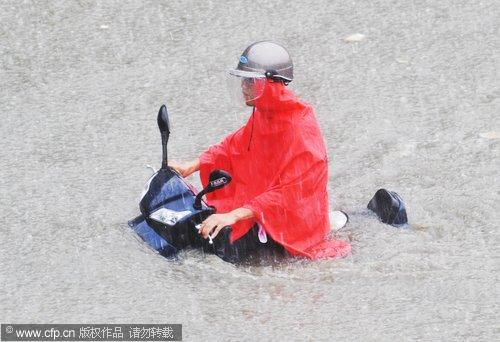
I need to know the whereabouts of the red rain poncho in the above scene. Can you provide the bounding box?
[199,81,351,259]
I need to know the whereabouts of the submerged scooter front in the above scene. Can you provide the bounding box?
[128,105,231,258]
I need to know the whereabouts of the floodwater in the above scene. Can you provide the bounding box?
[1,0,498,340]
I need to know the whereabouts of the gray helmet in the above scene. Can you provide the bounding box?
[229,41,293,84]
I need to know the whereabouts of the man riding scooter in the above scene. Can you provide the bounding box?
[170,41,351,262]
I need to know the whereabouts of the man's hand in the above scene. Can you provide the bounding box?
[199,213,237,239]
[199,208,255,240]
[168,158,200,178]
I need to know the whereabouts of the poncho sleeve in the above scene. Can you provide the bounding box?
[198,127,243,185]
[198,126,246,206]
[199,142,230,179]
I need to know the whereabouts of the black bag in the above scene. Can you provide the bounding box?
[367,189,408,226]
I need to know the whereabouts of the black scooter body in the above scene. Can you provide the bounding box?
[140,167,214,249]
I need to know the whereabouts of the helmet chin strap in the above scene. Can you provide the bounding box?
[265,70,290,85]
[265,70,277,78]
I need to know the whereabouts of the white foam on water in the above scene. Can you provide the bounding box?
[479,131,500,139]
[344,33,366,42]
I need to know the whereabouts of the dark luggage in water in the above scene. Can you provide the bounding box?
[367,189,408,226]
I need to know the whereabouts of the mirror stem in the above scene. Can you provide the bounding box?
[193,189,208,210]
[161,132,169,169]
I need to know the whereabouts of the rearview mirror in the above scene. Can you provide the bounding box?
[207,170,232,192]
[193,169,232,210]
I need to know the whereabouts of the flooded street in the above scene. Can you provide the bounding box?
[1,0,498,340]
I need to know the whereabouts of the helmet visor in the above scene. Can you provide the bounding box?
[227,73,267,106]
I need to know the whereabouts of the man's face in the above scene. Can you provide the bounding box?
[241,78,256,105]
[241,78,265,106]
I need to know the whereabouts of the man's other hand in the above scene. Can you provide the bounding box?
[168,158,200,178]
